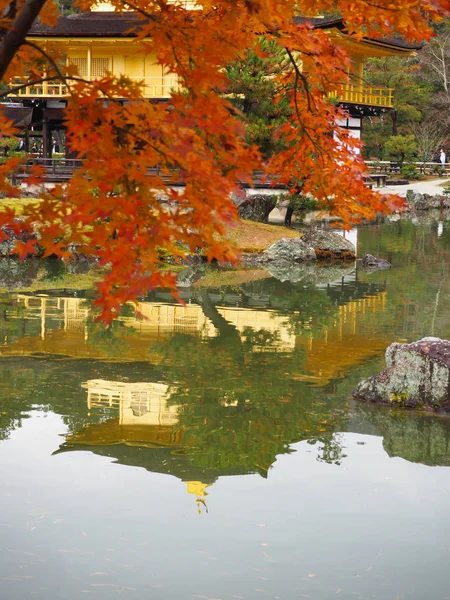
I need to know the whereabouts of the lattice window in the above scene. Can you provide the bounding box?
[92,57,110,78]
[68,57,88,78]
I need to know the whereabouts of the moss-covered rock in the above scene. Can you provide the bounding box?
[353,337,450,411]
[300,228,356,259]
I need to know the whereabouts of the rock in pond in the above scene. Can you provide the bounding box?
[260,237,317,263]
[358,254,391,271]
[300,229,356,259]
[353,337,450,411]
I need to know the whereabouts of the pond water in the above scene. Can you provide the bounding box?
[1,217,450,600]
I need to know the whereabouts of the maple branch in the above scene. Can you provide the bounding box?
[0,0,48,80]
[0,75,60,97]
[284,46,324,158]
[285,47,315,113]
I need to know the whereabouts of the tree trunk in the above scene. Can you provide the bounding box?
[284,206,294,227]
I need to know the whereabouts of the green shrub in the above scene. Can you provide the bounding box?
[432,165,446,176]
[400,164,422,180]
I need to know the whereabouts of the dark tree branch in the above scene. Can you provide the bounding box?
[0,0,48,80]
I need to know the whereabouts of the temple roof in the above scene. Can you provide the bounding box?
[28,12,422,51]
[29,11,144,37]
[294,16,422,51]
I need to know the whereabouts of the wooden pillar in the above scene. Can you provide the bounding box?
[42,117,52,158]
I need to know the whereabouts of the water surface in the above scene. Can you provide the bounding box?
[1,217,450,599]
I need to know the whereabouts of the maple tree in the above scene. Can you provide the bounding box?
[0,0,448,321]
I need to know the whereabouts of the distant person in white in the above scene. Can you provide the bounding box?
[440,148,446,165]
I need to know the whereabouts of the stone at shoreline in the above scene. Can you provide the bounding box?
[353,337,450,411]
[358,254,391,271]
[259,237,317,263]
[300,228,356,259]
[233,194,278,224]
[405,191,449,211]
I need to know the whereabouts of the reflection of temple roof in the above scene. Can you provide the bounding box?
[66,419,184,447]
[55,441,257,485]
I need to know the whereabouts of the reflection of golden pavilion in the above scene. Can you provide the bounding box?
[7,291,392,384]
[82,379,179,427]
[120,302,216,338]
[77,378,210,505]
[296,292,388,384]
[217,306,294,351]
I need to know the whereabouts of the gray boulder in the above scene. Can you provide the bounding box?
[405,191,446,211]
[358,254,391,271]
[353,337,450,411]
[300,228,356,259]
[233,194,278,223]
[261,237,316,263]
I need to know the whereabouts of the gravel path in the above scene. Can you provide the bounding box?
[379,178,450,197]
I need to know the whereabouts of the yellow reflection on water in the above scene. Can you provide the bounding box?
[1,290,392,384]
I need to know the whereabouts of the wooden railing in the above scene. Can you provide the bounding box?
[366,160,450,175]
[19,158,449,186]
[10,76,180,99]
[11,160,290,187]
[329,85,393,108]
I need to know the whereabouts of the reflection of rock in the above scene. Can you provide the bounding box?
[358,254,391,271]
[300,228,356,259]
[401,208,450,225]
[266,262,355,284]
[234,194,278,223]
[360,405,450,467]
[0,258,39,289]
[176,268,204,288]
[353,337,450,411]
[261,238,317,263]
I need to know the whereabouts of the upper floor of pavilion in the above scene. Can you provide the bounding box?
[9,3,420,108]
